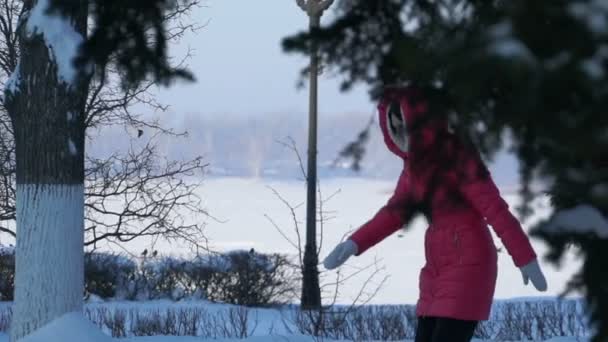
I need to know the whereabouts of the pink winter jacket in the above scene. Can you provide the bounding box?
[349,87,537,321]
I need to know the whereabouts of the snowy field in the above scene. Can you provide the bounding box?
[1,177,587,342]
[102,177,582,305]
[0,298,589,342]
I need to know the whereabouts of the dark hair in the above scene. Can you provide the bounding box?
[400,130,490,224]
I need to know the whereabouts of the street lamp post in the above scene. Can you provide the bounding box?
[295,0,334,310]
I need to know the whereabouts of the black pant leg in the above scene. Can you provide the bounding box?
[431,317,478,342]
[415,317,437,342]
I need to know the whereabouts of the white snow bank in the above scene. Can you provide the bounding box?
[26,0,84,85]
[544,204,608,238]
[20,312,111,342]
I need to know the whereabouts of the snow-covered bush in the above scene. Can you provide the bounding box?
[286,299,587,341]
[289,305,417,340]
[80,249,297,305]
[84,252,137,300]
[134,256,190,301]
[183,250,298,307]
[0,247,297,305]
[0,245,15,301]
[81,305,259,338]
[489,300,587,341]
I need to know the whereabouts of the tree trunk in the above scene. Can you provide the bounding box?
[4,0,89,340]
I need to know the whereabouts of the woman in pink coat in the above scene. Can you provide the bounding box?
[323,86,548,342]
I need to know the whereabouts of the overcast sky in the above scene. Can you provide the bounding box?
[155,0,373,119]
[146,0,522,186]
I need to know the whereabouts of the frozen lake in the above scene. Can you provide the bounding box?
[102,177,581,305]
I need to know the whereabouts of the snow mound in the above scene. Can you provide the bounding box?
[20,312,111,342]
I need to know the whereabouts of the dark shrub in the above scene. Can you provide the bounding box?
[84,252,137,299]
[0,246,14,301]
[200,250,297,307]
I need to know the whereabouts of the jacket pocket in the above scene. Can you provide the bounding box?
[451,227,487,266]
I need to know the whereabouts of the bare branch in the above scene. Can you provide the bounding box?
[266,185,304,267]
[0,225,15,237]
[276,137,307,180]
[82,1,202,136]
[268,139,387,312]
[264,214,300,253]
[0,0,210,253]
[0,0,19,76]
[296,0,307,12]
[83,135,209,252]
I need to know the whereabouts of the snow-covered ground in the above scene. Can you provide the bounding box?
[0,298,590,342]
[0,305,588,342]
[0,295,586,339]
[0,178,586,341]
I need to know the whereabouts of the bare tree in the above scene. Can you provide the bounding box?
[0,0,20,236]
[84,135,209,252]
[0,0,209,252]
[267,138,389,337]
[4,0,201,338]
[0,110,15,231]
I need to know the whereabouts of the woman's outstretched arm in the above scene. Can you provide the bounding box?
[458,147,537,268]
[349,166,411,255]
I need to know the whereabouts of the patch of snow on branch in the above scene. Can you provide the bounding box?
[569,1,608,35]
[68,138,77,155]
[5,61,21,94]
[544,204,608,238]
[487,21,536,63]
[581,45,608,80]
[26,0,83,86]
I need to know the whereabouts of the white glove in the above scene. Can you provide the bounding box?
[520,259,548,292]
[323,239,359,270]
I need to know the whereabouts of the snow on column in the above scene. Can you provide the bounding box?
[11,185,85,340]
[6,0,91,340]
